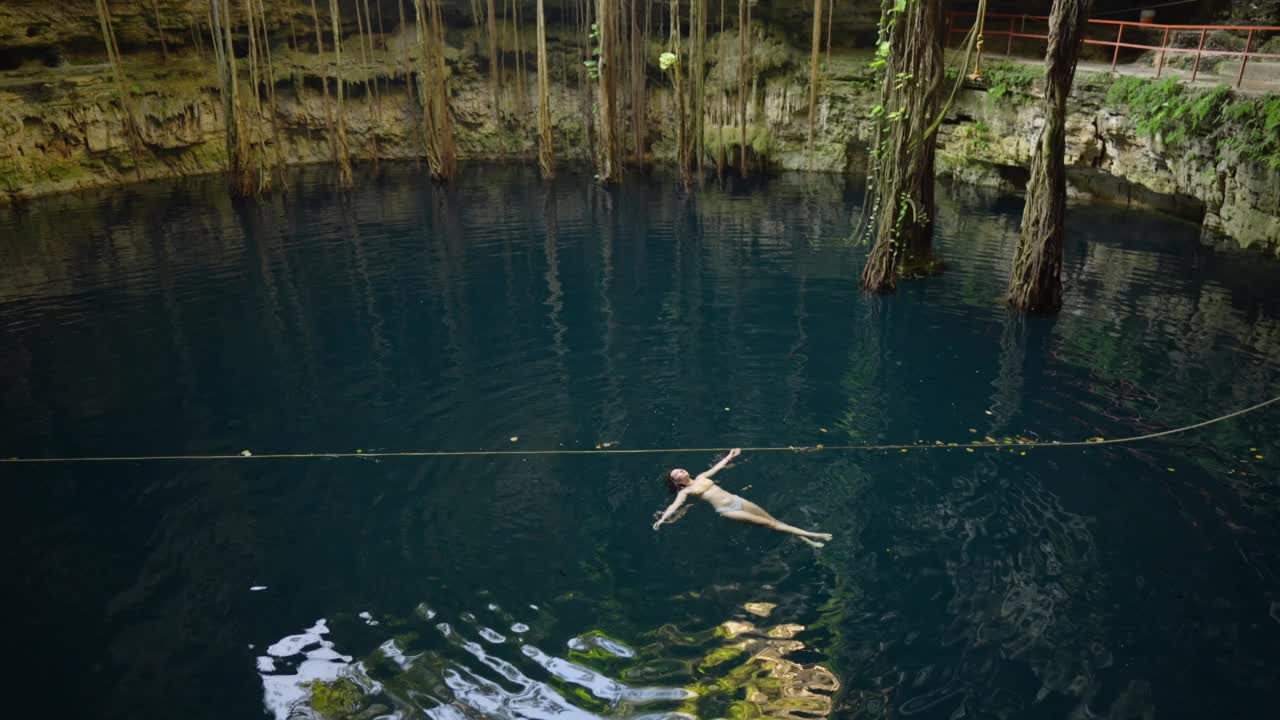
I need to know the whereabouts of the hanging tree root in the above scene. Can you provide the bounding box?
[1007,0,1093,314]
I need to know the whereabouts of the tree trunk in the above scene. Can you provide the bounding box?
[1007,0,1093,314]
[536,0,555,178]
[597,0,623,183]
[859,0,944,294]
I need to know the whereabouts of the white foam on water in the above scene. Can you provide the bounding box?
[257,618,381,720]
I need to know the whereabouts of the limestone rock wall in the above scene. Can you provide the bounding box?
[935,81,1280,253]
[0,0,1276,254]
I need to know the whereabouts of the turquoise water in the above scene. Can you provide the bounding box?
[2,164,1280,719]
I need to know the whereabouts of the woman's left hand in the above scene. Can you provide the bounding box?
[652,520,662,531]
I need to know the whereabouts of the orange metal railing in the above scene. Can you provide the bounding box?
[946,11,1280,88]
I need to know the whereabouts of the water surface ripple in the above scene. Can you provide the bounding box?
[2,164,1280,720]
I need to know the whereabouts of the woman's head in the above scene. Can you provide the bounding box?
[664,468,692,493]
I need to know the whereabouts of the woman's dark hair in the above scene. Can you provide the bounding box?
[662,470,681,494]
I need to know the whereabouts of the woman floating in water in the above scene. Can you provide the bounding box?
[653,448,833,548]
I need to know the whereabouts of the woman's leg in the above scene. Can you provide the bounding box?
[738,500,832,540]
[720,509,832,542]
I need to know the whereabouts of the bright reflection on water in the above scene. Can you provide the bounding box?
[3,163,1280,720]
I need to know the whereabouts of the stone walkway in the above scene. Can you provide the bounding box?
[977,51,1280,95]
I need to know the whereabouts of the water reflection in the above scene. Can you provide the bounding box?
[255,598,845,720]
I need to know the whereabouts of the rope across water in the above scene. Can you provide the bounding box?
[2,396,1276,465]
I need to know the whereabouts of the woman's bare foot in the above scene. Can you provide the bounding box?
[799,537,826,548]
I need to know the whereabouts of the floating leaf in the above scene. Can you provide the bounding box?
[510,436,519,443]
[965,448,974,453]
[724,407,731,411]
[1256,454,1265,460]
[900,448,908,453]
[356,448,363,454]
[241,450,252,457]
[819,428,828,433]
[1167,467,1176,472]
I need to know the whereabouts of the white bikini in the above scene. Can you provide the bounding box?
[715,495,746,514]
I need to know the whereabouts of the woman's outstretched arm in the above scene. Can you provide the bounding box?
[653,490,690,530]
[698,448,742,480]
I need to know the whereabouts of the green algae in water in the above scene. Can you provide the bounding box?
[308,678,367,720]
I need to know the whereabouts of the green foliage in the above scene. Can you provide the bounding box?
[1105,77,1221,141]
[1106,75,1280,170]
[1220,95,1280,170]
[980,61,1039,103]
[583,23,600,79]
[958,120,992,152]
[868,0,909,72]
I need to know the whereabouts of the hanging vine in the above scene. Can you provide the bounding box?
[94,0,146,182]
[150,0,169,61]
[690,0,707,178]
[253,0,285,188]
[487,0,501,122]
[328,0,355,189]
[308,0,338,170]
[209,0,253,194]
[536,0,555,178]
[663,0,692,185]
[806,0,825,171]
[413,0,457,180]
[736,0,751,174]
[597,0,624,183]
